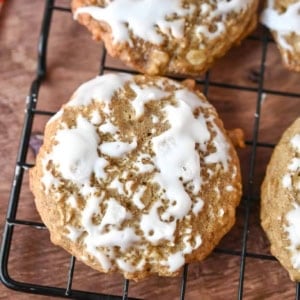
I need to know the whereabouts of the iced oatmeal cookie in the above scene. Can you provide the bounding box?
[261,0,300,72]
[261,118,300,281]
[30,73,242,280]
[72,0,258,75]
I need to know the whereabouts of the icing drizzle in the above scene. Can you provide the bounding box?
[284,133,300,270]
[41,73,234,274]
[261,1,300,51]
[75,0,194,45]
[196,0,253,40]
[75,0,255,45]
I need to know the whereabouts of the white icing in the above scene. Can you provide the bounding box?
[49,116,101,183]
[160,19,186,40]
[184,228,192,235]
[75,0,194,46]
[90,110,102,125]
[134,154,155,174]
[94,157,108,180]
[75,0,253,45]
[281,132,300,270]
[291,134,300,152]
[175,89,210,111]
[285,203,300,270]
[99,120,119,134]
[282,133,300,190]
[116,259,135,272]
[207,169,214,178]
[152,115,159,124]
[182,234,202,255]
[152,101,210,220]
[76,193,110,270]
[140,201,176,244]
[66,195,77,209]
[204,122,229,171]
[66,225,82,242]
[41,164,60,193]
[195,0,253,40]
[200,3,211,15]
[99,198,130,230]
[81,194,103,229]
[108,177,125,195]
[80,193,139,269]
[135,161,155,174]
[130,83,169,118]
[226,185,234,192]
[87,247,111,271]
[261,1,300,51]
[80,255,88,262]
[289,158,300,172]
[282,174,292,189]
[167,252,185,272]
[81,183,97,197]
[219,208,225,217]
[94,228,140,249]
[50,73,234,274]
[192,197,204,215]
[216,0,252,14]
[125,180,134,196]
[132,185,147,209]
[99,139,137,158]
[196,22,225,40]
[68,74,131,109]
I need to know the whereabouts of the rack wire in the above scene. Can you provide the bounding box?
[1,0,300,299]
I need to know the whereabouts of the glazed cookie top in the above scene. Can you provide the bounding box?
[72,0,258,75]
[74,0,253,46]
[261,118,300,281]
[261,0,300,51]
[34,74,241,277]
[283,131,300,270]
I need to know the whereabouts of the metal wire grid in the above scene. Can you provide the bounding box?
[0,0,300,299]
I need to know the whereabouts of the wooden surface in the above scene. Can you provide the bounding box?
[1,1,300,299]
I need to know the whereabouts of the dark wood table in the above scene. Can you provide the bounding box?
[1,1,300,299]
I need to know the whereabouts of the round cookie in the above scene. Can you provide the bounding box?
[72,0,258,76]
[30,73,242,280]
[261,118,300,281]
[261,0,300,72]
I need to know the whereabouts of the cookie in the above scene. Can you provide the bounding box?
[30,73,242,280]
[261,0,300,72]
[261,118,300,281]
[71,0,258,76]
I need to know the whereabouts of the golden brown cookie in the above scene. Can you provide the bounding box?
[261,117,300,281]
[30,73,242,280]
[261,0,300,72]
[71,0,258,76]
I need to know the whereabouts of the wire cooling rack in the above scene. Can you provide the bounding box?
[1,0,300,299]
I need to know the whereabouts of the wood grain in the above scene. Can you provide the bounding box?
[0,1,300,299]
